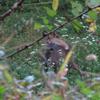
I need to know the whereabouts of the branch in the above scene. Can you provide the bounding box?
[0,0,24,21]
[1,4,100,59]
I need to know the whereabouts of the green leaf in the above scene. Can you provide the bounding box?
[76,80,86,89]
[42,17,49,25]
[52,93,63,100]
[34,23,42,29]
[52,0,59,11]
[72,19,83,32]
[90,83,100,91]
[0,86,5,100]
[3,70,13,83]
[91,93,100,100]
[47,25,53,30]
[80,88,92,95]
[88,11,97,20]
[44,7,57,17]
[71,1,83,16]
[0,86,5,94]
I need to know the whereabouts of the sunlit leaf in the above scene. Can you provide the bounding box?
[72,19,83,32]
[19,81,29,87]
[96,7,100,12]
[88,22,97,32]
[44,7,57,17]
[59,46,75,72]
[76,80,86,89]
[0,86,5,100]
[42,95,51,100]
[88,11,97,20]
[0,86,5,94]
[85,18,94,23]
[3,70,13,83]
[42,93,63,100]
[91,83,100,91]
[52,93,63,100]
[52,0,59,11]
[80,88,92,95]
[47,25,53,30]
[91,93,100,100]
[42,17,49,25]
[34,23,42,29]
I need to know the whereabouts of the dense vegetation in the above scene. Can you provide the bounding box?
[0,0,100,99]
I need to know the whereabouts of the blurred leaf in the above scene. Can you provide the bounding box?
[52,0,59,11]
[60,46,75,71]
[42,95,51,100]
[80,88,92,95]
[0,86,5,94]
[85,18,94,23]
[96,7,100,12]
[88,22,97,32]
[34,23,42,29]
[3,70,13,83]
[71,1,83,16]
[52,93,63,100]
[86,0,100,8]
[72,19,83,32]
[42,17,49,25]
[42,93,63,100]
[88,11,97,20]
[19,81,29,87]
[47,25,53,30]
[44,7,57,17]
[91,92,100,100]
[90,83,100,91]
[76,80,86,89]
[0,86,5,100]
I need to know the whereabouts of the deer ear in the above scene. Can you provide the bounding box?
[52,32,60,38]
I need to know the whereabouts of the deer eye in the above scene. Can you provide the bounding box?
[50,48,54,51]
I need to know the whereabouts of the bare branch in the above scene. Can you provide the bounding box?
[0,0,24,21]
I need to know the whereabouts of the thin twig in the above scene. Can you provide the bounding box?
[0,0,24,21]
